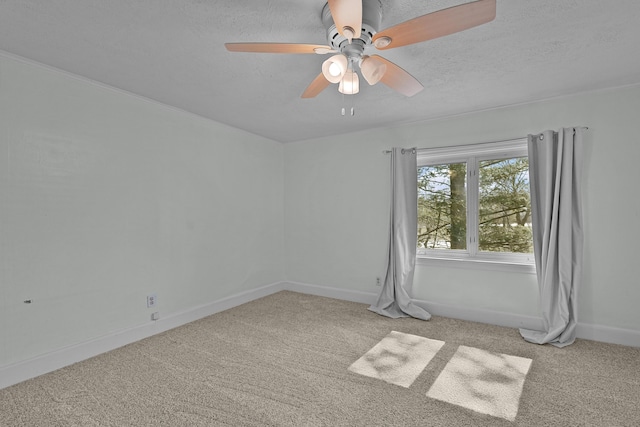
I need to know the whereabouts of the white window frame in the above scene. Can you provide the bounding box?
[416,137,535,274]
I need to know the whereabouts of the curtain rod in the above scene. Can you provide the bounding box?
[382,127,589,154]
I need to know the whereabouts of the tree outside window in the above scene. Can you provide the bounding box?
[478,157,532,253]
[417,153,532,256]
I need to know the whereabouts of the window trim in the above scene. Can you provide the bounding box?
[416,137,536,274]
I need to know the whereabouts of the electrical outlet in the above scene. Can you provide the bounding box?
[376,277,381,286]
[147,293,157,308]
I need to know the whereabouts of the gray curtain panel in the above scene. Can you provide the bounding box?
[369,148,431,320]
[520,128,584,347]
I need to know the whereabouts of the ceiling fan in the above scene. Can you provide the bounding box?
[225,0,496,98]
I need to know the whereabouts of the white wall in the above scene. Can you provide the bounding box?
[2,49,639,379]
[284,84,640,335]
[0,53,285,369]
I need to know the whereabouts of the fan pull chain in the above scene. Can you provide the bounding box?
[349,68,355,116]
[340,105,355,116]
[342,105,355,116]
[340,87,355,117]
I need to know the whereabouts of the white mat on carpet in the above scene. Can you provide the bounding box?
[348,331,445,388]
[426,345,532,421]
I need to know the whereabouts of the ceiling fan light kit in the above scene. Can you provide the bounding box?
[225,0,496,99]
[338,68,360,94]
[360,55,386,85]
[322,54,348,83]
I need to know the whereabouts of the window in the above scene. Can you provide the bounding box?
[416,138,534,272]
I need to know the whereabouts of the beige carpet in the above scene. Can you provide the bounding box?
[1,291,639,426]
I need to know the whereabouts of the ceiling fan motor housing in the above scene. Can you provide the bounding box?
[322,0,382,56]
[226,0,496,99]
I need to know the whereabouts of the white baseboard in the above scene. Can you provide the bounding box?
[284,281,640,347]
[4,281,639,390]
[283,281,378,305]
[418,299,640,347]
[283,281,544,330]
[0,282,286,390]
[412,298,546,331]
[575,322,640,348]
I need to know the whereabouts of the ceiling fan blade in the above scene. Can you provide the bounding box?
[372,0,496,50]
[371,55,423,97]
[225,43,334,54]
[327,0,362,40]
[301,73,331,98]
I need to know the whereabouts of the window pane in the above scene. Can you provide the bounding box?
[417,163,467,250]
[478,157,533,253]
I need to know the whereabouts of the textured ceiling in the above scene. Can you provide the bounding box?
[1,0,640,143]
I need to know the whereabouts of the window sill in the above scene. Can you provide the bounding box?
[416,255,536,274]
